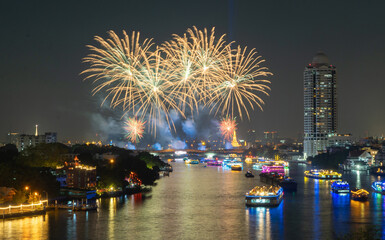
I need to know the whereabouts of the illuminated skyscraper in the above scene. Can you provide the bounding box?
[303,52,337,159]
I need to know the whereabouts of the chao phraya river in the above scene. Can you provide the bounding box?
[1,162,385,239]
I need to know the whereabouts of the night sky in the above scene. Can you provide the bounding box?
[1,0,384,142]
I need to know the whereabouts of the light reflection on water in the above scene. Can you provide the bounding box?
[0,163,384,239]
[0,214,48,239]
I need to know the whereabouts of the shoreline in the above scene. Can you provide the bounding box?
[1,186,152,220]
[1,209,46,220]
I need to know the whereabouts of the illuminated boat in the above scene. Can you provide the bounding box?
[350,188,369,201]
[221,159,232,168]
[331,181,350,193]
[245,170,254,178]
[245,186,283,207]
[190,160,199,164]
[304,169,342,179]
[371,181,385,194]
[207,160,222,166]
[184,159,191,164]
[270,160,289,169]
[245,157,253,163]
[231,164,242,171]
[252,163,262,170]
[223,159,243,169]
[261,165,285,174]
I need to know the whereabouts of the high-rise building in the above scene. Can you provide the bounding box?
[303,52,337,159]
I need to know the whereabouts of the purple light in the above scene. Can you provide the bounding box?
[261,165,285,174]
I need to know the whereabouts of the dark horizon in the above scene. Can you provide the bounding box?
[1,0,384,143]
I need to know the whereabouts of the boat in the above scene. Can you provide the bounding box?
[74,204,98,211]
[245,171,254,178]
[221,159,232,168]
[245,157,253,164]
[190,160,199,164]
[159,165,173,172]
[350,188,369,201]
[261,165,285,174]
[331,181,350,193]
[279,177,297,191]
[252,163,263,170]
[245,186,283,207]
[231,164,242,171]
[372,181,385,194]
[207,160,222,166]
[223,159,243,169]
[304,169,342,179]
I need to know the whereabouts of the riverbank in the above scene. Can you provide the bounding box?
[0,200,47,219]
[0,186,151,220]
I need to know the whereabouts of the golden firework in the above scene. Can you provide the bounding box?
[206,45,272,119]
[82,27,272,136]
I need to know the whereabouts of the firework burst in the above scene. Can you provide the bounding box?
[219,117,237,141]
[82,27,272,139]
[206,45,272,120]
[161,27,231,114]
[131,50,185,132]
[82,30,154,110]
[124,117,146,143]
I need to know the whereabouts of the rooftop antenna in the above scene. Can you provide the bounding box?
[35,124,38,136]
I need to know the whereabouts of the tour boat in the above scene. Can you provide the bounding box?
[221,159,232,168]
[207,160,222,166]
[184,159,191,164]
[245,171,254,178]
[252,163,263,170]
[304,169,342,179]
[231,164,242,171]
[245,186,283,207]
[331,181,350,194]
[223,159,243,169]
[245,157,253,164]
[350,188,369,201]
[190,160,199,164]
[261,165,285,174]
[372,181,385,194]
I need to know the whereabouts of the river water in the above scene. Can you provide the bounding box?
[1,162,385,239]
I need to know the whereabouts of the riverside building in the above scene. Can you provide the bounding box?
[303,52,337,159]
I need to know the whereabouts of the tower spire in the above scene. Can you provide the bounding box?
[35,125,38,136]
[231,130,241,147]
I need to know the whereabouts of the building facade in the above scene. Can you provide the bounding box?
[56,156,97,189]
[304,52,337,159]
[8,132,57,151]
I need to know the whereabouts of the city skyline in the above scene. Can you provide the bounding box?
[0,1,384,142]
[1,1,385,239]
